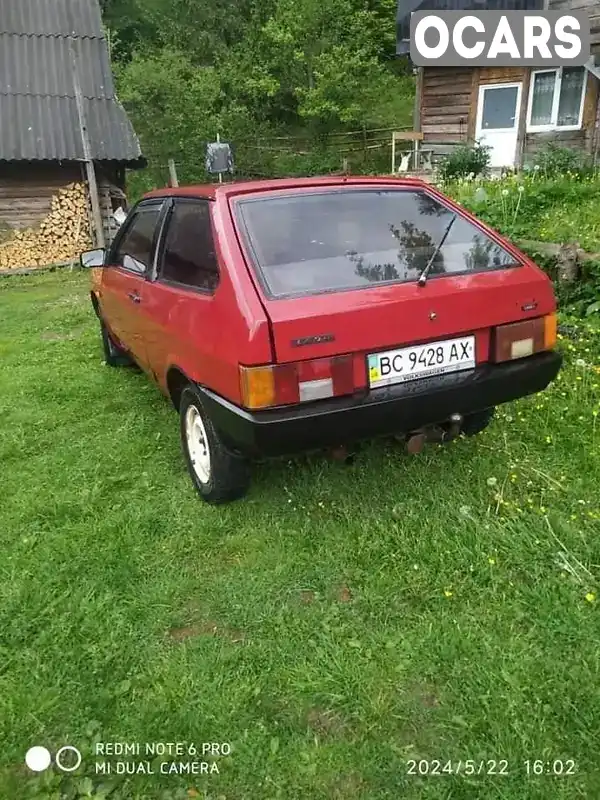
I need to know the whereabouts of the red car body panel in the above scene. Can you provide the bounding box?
[260,267,554,364]
[99,191,274,405]
[100,266,149,367]
[96,176,558,416]
[138,205,273,403]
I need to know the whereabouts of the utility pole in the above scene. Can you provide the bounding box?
[216,133,223,183]
[168,159,179,188]
[71,41,105,249]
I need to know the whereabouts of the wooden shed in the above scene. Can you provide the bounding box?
[397,0,600,169]
[0,0,144,269]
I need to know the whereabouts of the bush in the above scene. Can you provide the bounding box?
[558,258,600,318]
[438,142,491,181]
[443,172,600,251]
[443,173,600,318]
[530,143,591,177]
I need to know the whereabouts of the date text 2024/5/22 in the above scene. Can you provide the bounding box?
[405,759,577,777]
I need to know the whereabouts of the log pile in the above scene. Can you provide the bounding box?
[0,183,93,270]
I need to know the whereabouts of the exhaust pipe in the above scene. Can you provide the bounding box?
[405,414,464,453]
[447,412,463,439]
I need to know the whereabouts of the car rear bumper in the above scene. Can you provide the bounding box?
[198,351,562,458]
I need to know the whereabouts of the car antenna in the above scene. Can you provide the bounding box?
[417,213,457,287]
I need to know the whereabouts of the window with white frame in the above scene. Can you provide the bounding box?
[527,67,587,131]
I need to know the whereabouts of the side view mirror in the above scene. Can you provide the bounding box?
[80,248,105,268]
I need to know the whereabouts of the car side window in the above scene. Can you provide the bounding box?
[113,205,162,275]
[159,200,220,292]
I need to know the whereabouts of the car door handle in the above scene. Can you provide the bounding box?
[127,291,141,304]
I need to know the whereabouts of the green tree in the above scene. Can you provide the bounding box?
[106,0,415,187]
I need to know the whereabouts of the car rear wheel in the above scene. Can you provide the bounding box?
[180,386,250,504]
[100,320,133,367]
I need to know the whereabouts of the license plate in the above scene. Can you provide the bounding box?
[368,336,476,388]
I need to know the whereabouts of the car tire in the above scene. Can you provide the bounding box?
[461,407,495,437]
[180,385,250,504]
[100,320,133,367]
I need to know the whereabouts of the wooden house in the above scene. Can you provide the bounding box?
[0,0,144,268]
[396,0,600,168]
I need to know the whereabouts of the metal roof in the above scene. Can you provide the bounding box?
[0,0,104,37]
[0,0,144,165]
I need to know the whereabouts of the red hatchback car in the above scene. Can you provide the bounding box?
[81,176,562,503]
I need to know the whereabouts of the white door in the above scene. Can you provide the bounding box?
[475,83,522,168]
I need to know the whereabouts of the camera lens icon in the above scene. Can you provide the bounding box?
[25,745,82,773]
[25,747,51,772]
[55,745,82,772]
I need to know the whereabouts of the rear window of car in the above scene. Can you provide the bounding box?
[234,189,520,298]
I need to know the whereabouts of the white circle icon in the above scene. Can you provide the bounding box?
[25,746,52,772]
[55,745,82,773]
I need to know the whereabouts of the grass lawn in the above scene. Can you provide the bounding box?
[0,270,599,800]
[446,175,600,254]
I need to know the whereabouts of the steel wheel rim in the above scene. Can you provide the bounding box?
[185,405,211,484]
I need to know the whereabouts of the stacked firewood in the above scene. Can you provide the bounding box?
[0,183,93,270]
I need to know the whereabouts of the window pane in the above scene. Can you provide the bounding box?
[481,86,519,129]
[115,207,161,272]
[557,67,585,127]
[161,202,219,291]
[530,71,556,126]
[236,190,518,298]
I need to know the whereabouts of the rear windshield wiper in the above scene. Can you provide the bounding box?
[417,213,457,287]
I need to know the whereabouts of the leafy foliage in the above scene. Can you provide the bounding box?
[101,0,413,191]
[559,259,600,318]
[443,173,600,318]
[438,142,491,181]
[445,174,598,243]
[530,143,591,178]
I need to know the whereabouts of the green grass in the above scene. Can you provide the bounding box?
[445,173,600,255]
[0,270,599,800]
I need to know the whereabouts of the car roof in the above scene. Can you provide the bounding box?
[143,175,431,202]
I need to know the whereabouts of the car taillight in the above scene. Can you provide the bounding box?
[544,312,558,349]
[492,313,557,363]
[240,355,354,410]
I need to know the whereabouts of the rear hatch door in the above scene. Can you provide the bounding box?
[263,266,554,366]
[233,185,555,373]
